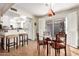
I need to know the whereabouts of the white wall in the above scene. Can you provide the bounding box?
[38,17,46,40]
[25,18,33,40]
[66,11,78,48]
[32,17,39,40]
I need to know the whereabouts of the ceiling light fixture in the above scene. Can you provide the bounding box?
[48,3,55,17]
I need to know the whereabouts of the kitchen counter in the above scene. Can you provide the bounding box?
[0,29,27,50]
[0,29,27,36]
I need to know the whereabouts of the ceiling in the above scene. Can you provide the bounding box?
[12,3,49,16]
[0,3,79,17]
[12,3,79,16]
[0,3,13,16]
[0,3,6,10]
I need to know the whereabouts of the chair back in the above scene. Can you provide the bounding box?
[56,32,67,46]
[36,33,39,42]
[36,33,45,43]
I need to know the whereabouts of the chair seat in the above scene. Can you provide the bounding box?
[6,35,17,39]
[50,43,65,49]
[52,39,63,43]
[38,40,47,45]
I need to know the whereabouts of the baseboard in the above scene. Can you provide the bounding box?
[67,44,78,49]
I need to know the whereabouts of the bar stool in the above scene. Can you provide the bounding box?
[36,33,47,55]
[23,34,28,45]
[19,33,28,46]
[6,35,18,52]
[0,35,4,49]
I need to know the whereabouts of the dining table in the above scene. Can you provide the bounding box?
[44,36,53,56]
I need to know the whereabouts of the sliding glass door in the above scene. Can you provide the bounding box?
[45,18,65,37]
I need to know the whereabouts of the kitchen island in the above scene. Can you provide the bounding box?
[0,29,28,50]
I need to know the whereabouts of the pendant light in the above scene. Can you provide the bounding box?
[48,3,55,17]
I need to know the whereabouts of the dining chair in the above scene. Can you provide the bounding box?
[36,33,46,56]
[50,32,67,56]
